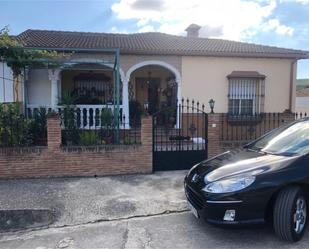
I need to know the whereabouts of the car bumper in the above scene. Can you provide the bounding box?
[184,181,269,226]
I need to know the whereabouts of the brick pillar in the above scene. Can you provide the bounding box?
[208,113,221,158]
[47,114,61,151]
[141,116,153,173]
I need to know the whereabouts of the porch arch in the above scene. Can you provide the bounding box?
[125,60,181,85]
[125,60,182,128]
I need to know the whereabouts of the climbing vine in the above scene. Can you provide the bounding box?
[0,26,62,77]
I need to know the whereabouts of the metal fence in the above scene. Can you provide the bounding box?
[295,112,308,119]
[60,107,140,146]
[220,113,284,143]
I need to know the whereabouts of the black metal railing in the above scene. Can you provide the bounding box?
[221,113,283,143]
[60,108,140,146]
[295,112,308,119]
[153,98,208,152]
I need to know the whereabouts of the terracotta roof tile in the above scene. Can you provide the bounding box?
[16,29,309,59]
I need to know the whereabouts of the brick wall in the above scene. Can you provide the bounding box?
[0,116,153,179]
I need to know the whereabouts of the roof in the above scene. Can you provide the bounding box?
[227,71,266,79]
[16,29,309,59]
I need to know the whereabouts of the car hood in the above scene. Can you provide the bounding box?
[195,149,299,183]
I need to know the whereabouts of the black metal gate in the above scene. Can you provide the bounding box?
[153,99,208,171]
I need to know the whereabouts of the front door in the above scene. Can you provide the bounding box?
[148,79,159,115]
[135,77,160,115]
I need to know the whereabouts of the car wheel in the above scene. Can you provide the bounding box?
[273,186,307,242]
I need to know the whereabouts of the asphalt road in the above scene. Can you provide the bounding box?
[1,211,308,249]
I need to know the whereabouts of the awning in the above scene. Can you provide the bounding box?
[227,71,266,79]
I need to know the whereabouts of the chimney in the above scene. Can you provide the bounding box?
[185,24,201,38]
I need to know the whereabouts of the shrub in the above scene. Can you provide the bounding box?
[101,108,114,127]
[79,131,103,146]
[0,103,34,146]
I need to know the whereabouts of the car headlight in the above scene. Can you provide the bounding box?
[203,175,256,194]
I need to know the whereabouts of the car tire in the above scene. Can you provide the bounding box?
[273,186,307,242]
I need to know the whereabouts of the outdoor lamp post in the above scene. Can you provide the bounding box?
[209,99,215,114]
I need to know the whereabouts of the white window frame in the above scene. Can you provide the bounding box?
[228,78,263,116]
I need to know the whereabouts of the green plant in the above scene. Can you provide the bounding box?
[101,108,114,127]
[129,100,143,125]
[58,91,77,106]
[28,107,48,145]
[58,91,80,145]
[0,26,63,77]
[0,103,33,146]
[79,131,103,146]
[124,134,134,145]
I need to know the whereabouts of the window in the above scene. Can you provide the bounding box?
[0,62,14,103]
[73,73,114,105]
[227,71,265,116]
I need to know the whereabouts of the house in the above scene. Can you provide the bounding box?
[1,24,309,126]
[1,24,308,177]
[296,79,309,114]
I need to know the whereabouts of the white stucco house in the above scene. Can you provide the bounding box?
[1,24,308,128]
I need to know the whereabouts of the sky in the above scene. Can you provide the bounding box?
[0,0,308,79]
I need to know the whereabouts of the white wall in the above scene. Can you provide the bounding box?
[27,69,51,105]
[0,62,14,103]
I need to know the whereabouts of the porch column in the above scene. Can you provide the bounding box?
[48,69,61,110]
[122,77,130,129]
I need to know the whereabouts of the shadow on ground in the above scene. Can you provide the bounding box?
[0,209,57,232]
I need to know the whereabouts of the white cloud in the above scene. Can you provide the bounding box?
[112,0,294,41]
[263,19,294,35]
[110,26,129,34]
[138,25,155,33]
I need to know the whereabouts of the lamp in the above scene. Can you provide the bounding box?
[209,99,215,114]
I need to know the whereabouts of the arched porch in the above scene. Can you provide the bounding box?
[124,60,182,127]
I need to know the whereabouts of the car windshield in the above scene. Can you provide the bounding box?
[248,120,309,156]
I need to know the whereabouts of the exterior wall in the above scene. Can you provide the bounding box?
[27,69,51,105]
[68,53,182,81]
[181,56,295,113]
[121,55,182,77]
[0,116,153,179]
[0,62,14,103]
